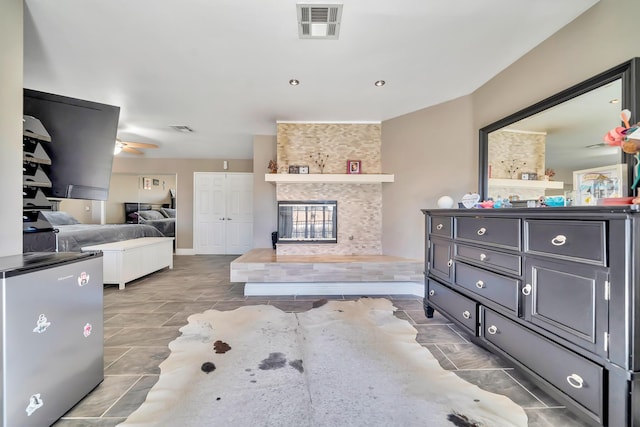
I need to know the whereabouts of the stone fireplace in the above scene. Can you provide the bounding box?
[274,122,385,256]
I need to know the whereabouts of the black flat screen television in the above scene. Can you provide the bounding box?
[23,89,120,201]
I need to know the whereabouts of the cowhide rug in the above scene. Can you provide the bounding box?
[118,298,527,427]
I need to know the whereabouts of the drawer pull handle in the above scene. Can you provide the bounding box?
[477,227,486,236]
[551,235,567,246]
[447,259,453,267]
[436,223,443,230]
[429,290,435,296]
[566,374,584,389]
[475,280,485,289]
[462,310,471,319]
[479,253,487,261]
[487,325,498,335]
[522,284,532,295]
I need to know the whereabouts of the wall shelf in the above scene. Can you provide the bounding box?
[265,173,394,184]
[489,178,564,190]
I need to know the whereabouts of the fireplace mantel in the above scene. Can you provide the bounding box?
[265,173,394,184]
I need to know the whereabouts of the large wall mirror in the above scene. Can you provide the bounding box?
[479,58,640,205]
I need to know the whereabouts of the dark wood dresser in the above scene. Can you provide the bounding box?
[422,206,640,427]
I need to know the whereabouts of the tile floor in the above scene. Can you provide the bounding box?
[53,255,588,426]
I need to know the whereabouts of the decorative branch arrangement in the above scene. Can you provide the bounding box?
[501,159,526,179]
[310,153,329,173]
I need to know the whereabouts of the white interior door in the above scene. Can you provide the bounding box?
[194,172,253,254]
[225,174,253,254]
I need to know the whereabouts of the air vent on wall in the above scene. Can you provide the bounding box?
[297,4,343,39]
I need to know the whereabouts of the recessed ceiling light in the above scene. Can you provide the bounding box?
[609,98,620,104]
[289,79,300,86]
[374,80,386,87]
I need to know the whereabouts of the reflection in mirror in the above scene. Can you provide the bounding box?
[106,173,177,238]
[487,80,622,202]
[479,58,640,205]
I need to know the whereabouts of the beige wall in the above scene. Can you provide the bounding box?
[381,0,640,260]
[253,135,278,249]
[112,157,252,250]
[382,96,475,259]
[0,0,23,256]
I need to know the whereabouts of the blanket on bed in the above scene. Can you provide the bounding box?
[53,223,164,252]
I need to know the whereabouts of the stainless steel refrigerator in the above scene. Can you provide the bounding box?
[0,251,103,426]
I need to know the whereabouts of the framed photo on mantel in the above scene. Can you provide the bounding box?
[347,160,361,174]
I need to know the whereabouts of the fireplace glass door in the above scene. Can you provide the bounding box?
[278,201,337,243]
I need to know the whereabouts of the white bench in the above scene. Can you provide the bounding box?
[82,237,174,289]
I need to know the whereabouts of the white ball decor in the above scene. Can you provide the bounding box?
[437,195,455,209]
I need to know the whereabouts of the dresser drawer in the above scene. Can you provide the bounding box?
[482,308,604,422]
[429,215,453,238]
[525,220,606,266]
[455,217,521,250]
[455,262,520,315]
[455,244,521,276]
[427,280,477,333]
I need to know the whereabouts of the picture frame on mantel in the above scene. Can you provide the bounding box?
[347,160,361,174]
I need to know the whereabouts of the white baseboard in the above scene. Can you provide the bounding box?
[175,248,196,255]
[244,281,424,297]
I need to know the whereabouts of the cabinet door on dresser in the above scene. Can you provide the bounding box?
[429,237,453,283]
[523,257,609,357]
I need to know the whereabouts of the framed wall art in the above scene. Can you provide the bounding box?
[347,160,361,174]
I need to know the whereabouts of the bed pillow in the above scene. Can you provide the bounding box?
[137,210,166,220]
[160,207,176,218]
[41,211,81,226]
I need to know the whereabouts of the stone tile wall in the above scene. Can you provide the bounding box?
[277,123,381,174]
[277,183,382,255]
[488,130,546,179]
[488,130,546,200]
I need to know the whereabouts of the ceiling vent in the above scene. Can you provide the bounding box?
[169,125,194,133]
[297,4,343,39]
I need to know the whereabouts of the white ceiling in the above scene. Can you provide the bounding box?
[23,0,598,159]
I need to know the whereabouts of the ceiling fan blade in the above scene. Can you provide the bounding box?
[122,146,144,155]
[119,141,159,149]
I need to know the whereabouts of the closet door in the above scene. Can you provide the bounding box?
[225,173,253,254]
[194,173,227,254]
[194,172,253,254]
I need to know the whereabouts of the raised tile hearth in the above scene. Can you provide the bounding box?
[230,248,423,296]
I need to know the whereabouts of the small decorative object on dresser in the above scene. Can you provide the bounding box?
[347,160,361,174]
[298,165,309,174]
